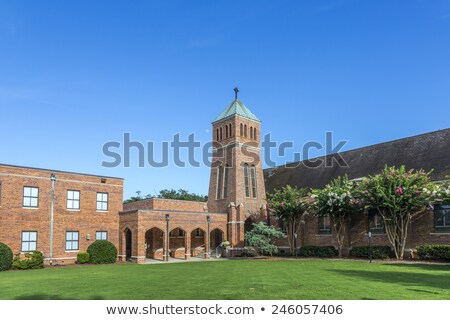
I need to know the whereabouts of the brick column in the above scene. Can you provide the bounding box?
[136,229,146,264]
[227,202,236,246]
[185,232,191,260]
[236,203,245,247]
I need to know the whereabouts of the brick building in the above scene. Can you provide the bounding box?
[265,128,450,255]
[0,164,123,264]
[1,93,448,264]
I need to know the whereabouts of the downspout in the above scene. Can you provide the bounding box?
[49,173,56,266]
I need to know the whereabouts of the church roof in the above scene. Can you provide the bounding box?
[264,128,450,192]
[213,99,260,124]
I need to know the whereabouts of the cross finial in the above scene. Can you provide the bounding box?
[233,87,239,99]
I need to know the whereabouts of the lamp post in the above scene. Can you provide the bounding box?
[49,173,56,266]
[165,214,170,262]
[206,215,211,259]
[368,211,372,263]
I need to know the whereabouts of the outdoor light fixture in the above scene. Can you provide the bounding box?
[165,214,170,262]
[86,234,91,241]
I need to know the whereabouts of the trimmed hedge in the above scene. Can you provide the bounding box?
[12,251,44,270]
[87,240,117,264]
[77,252,90,264]
[416,244,450,262]
[0,242,13,271]
[299,246,337,258]
[350,246,392,259]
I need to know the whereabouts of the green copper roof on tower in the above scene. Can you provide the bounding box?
[213,88,260,123]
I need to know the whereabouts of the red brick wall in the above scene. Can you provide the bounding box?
[123,198,207,212]
[0,164,123,264]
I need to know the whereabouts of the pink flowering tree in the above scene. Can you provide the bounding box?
[312,175,364,257]
[361,165,433,259]
[267,185,310,255]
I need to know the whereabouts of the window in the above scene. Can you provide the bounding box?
[216,128,219,141]
[244,164,250,197]
[96,192,108,211]
[23,187,39,208]
[250,126,253,139]
[318,215,331,234]
[250,165,257,198]
[369,209,384,234]
[65,231,79,251]
[244,125,247,138]
[219,127,223,140]
[435,204,450,233]
[229,124,232,137]
[254,128,257,140]
[217,165,223,199]
[67,190,80,210]
[240,123,243,136]
[279,219,287,233]
[178,229,185,237]
[225,124,228,138]
[96,231,108,240]
[21,231,37,252]
[223,165,229,199]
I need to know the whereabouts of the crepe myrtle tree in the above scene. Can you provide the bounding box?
[312,175,364,258]
[267,185,310,255]
[361,165,433,259]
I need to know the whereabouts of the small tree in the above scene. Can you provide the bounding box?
[312,175,364,257]
[245,222,285,256]
[361,165,433,259]
[267,185,310,255]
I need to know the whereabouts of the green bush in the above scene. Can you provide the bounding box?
[12,251,44,270]
[87,240,117,264]
[416,244,450,262]
[77,252,90,264]
[0,242,13,271]
[350,246,392,259]
[299,246,337,258]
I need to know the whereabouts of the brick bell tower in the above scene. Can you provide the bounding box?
[207,88,267,249]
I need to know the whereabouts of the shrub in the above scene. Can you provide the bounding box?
[350,246,392,259]
[77,252,90,264]
[416,244,450,262]
[0,242,13,271]
[87,240,117,264]
[240,247,258,257]
[12,251,44,270]
[244,222,285,256]
[299,246,337,258]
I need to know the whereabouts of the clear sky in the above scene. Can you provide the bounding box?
[0,0,449,200]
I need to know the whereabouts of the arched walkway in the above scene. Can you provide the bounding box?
[169,227,186,259]
[125,228,132,261]
[190,228,206,258]
[145,227,165,261]
[210,228,224,248]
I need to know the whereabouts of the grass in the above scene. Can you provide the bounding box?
[0,259,449,300]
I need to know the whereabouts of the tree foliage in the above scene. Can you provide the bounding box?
[312,175,364,257]
[244,222,285,256]
[267,185,310,255]
[124,189,208,204]
[361,165,433,259]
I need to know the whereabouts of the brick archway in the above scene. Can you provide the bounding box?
[190,228,206,258]
[145,227,165,260]
[169,227,187,259]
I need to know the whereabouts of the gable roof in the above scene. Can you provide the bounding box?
[264,128,450,192]
[213,99,260,124]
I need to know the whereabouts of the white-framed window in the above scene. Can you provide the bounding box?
[435,204,450,233]
[23,187,39,208]
[96,231,108,240]
[96,192,108,211]
[21,231,37,252]
[67,190,80,209]
[65,231,79,251]
[318,215,331,234]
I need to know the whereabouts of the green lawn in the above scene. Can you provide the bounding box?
[0,259,449,300]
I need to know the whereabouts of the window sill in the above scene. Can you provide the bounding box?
[66,209,80,212]
[316,233,332,237]
[65,250,79,253]
[96,210,109,213]
[23,207,39,210]
[430,232,450,235]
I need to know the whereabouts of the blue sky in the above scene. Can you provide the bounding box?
[0,0,449,200]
